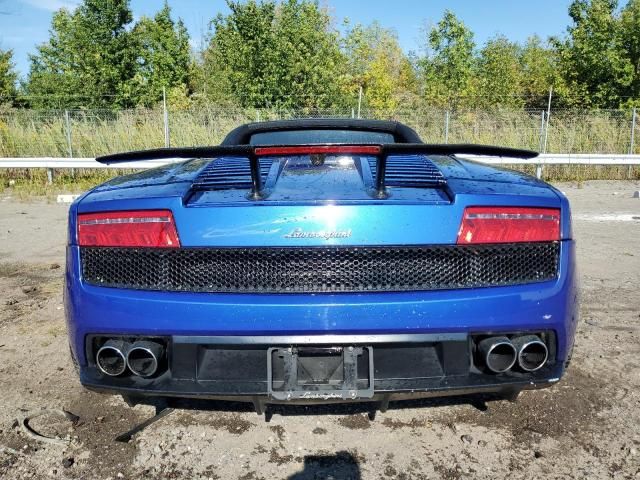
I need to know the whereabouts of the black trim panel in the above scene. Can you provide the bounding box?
[80,242,560,294]
[172,333,467,345]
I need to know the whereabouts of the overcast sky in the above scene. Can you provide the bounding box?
[0,0,573,78]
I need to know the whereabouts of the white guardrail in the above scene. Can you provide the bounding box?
[1,154,640,179]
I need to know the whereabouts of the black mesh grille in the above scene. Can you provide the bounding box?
[80,243,559,293]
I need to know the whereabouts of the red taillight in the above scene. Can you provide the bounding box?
[254,145,381,156]
[78,210,180,248]
[457,207,560,244]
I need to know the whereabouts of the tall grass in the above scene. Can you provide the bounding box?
[0,107,638,196]
[0,108,255,157]
[1,107,638,157]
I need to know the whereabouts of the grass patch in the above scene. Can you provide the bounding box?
[502,164,640,181]
[0,107,638,157]
[0,168,128,198]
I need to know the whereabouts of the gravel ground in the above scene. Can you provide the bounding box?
[0,180,639,480]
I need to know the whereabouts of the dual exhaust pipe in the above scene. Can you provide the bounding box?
[96,339,164,377]
[98,335,545,377]
[478,335,548,373]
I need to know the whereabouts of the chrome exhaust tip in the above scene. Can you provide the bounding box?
[478,336,517,373]
[513,335,548,372]
[126,341,164,377]
[96,340,128,376]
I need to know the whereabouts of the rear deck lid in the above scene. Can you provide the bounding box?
[189,147,449,204]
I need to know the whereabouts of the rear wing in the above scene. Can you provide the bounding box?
[97,143,538,199]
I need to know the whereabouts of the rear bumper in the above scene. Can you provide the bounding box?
[66,239,578,404]
[82,383,559,406]
[78,333,563,403]
[65,240,578,364]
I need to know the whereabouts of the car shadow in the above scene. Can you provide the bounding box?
[286,451,362,480]
[113,393,506,444]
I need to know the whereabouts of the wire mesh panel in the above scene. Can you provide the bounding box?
[80,242,560,293]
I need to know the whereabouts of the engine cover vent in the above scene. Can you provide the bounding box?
[369,155,446,188]
[192,157,273,190]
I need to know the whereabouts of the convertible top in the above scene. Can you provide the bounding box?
[221,118,423,145]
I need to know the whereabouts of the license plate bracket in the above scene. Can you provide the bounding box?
[267,346,374,400]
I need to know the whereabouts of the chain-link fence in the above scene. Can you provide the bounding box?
[0,106,638,158]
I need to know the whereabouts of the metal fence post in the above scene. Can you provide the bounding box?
[540,113,551,180]
[536,111,545,179]
[64,110,73,158]
[538,89,553,181]
[630,107,637,154]
[48,110,72,185]
[163,87,170,147]
[64,109,74,178]
[543,91,552,154]
[629,107,637,178]
[538,111,545,151]
[444,110,450,144]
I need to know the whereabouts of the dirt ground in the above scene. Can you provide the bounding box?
[0,180,639,480]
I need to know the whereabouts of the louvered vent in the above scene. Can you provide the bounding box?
[369,155,446,188]
[192,157,273,190]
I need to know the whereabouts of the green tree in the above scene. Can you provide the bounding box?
[26,0,138,108]
[199,0,276,107]
[420,11,475,108]
[0,47,18,105]
[519,36,565,109]
[475,36,523,108]
[343,22,418,114]
[554,0,633,107]
[619,0,640,106]
[132,2,191,107]
[202,0,346,109]
[192,40,237,107]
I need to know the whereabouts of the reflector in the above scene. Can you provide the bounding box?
[457,207,560,244]
[78,210,180,248]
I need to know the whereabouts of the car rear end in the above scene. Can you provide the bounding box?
[65,134,578,409]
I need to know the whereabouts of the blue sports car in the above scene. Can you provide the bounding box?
[65,119,578,413]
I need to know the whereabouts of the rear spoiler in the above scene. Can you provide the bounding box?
[97,143,538,199]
